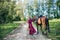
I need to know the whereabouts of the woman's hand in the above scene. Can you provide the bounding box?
[27,27,30,31]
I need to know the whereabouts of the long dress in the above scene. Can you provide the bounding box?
[28,19,36,35]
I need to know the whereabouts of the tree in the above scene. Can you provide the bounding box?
[0,0,17,23]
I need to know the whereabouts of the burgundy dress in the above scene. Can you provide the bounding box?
[28,19,36,35]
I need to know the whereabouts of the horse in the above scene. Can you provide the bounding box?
[33,15,50,35]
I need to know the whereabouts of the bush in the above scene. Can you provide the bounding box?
[13,15,21,21]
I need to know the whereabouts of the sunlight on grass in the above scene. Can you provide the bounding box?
[13,21,26,23]
[49,19,60,22]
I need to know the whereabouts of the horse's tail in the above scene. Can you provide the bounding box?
[45,18,50,33]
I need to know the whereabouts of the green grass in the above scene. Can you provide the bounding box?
[48,19,60,40]
[0,23,20,40]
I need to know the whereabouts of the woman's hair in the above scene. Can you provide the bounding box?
[28,16,31,19]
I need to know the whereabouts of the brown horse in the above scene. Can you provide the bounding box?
[33,15,50,34]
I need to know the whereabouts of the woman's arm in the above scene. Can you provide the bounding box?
[31,18,35,22]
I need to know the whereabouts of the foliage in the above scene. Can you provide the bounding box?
[26,0,60,19]
[13,15,21,21]
[0,0,21,23]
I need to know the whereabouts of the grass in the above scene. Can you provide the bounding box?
[48,19,60,40]
[0,23,20,40]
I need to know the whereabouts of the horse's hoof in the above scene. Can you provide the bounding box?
[37,32,39,34]
[42,32,44,35]
[49,31,51,33]
[45,33,47,35]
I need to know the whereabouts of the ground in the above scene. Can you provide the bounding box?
[3,22,51,40]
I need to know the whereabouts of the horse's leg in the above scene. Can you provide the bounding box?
[47,20,50,33]
[45,18,50,33]
[40,24,42,31]
[36,23,39,34]
[41,18,47,35]
[40,24,44,34]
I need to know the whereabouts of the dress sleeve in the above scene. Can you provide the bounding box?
[31,19,35,22]
[28,20,29,23]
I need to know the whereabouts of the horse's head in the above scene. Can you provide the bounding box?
[33,16,36,19]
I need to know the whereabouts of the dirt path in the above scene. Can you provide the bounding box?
[4,23,51,40]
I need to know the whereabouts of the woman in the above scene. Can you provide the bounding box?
[28,16,36,35]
